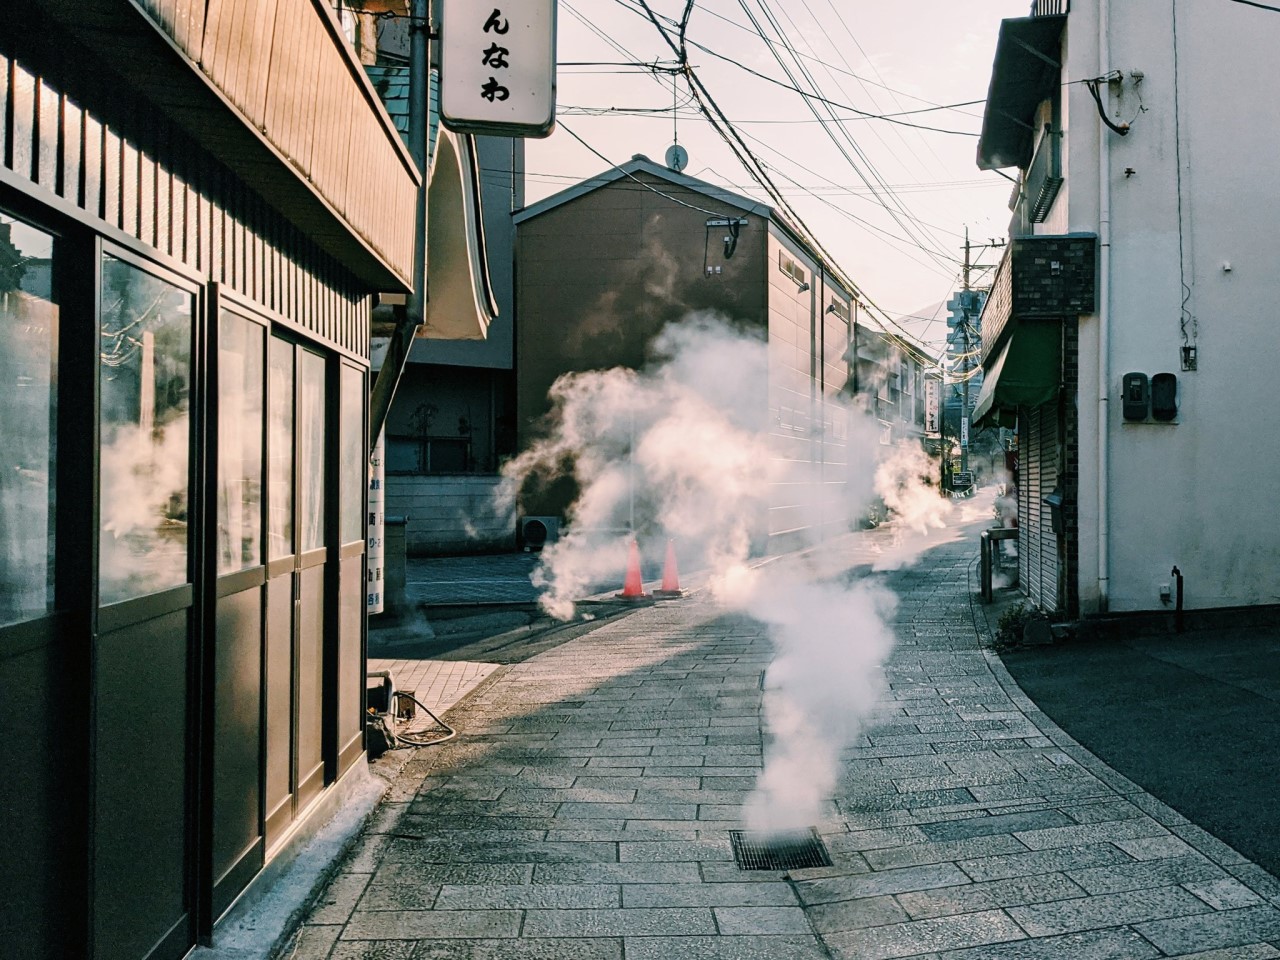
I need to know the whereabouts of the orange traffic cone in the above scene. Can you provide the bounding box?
[616,538,650,600]
[654,538,684,597]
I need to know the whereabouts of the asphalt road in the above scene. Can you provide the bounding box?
[1002,626,1280,877]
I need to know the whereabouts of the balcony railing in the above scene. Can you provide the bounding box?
[1032,0,1069,14]
[1025,126,1063,223]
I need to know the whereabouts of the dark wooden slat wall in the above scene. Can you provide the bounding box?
[0,46,370,359]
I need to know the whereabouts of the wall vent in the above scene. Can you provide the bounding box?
[520,516,560,551]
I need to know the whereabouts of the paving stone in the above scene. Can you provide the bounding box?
[531,862,702,884]
[432,884,620,910]
[1162,945,1280,960]
[330,944,417,960]
[309,872,373,924]
[521,907,716,937]
[1135,904,1280,955]
[821,909,1025,959]
[622,881,797,908]
[794,863,972,905]
[1007,884,1210,936]
[1066,854,1227,895]
[863,834,1029,871]
[806,893,909,932]
[622,935,829,960]
[958,843,1132,883]
[714,906,812,934]
[1184,876,1266,910]
[617,840,734,862]
[409,938,623,960]
[895,872,1087,920]
[285,925,343,960]
[342,910,522,940]
[1011,818,1168,851]
[919,810,1075,842]
[933,926,1161,959]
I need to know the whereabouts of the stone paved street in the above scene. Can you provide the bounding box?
[289,508,1280,959]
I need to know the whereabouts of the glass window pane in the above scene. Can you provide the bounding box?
[267,338,294,560]
[217,314,264,574]
[339,365,364,544]
[98,255,192,605]
[298,350,326,552]
[0,214,57,627]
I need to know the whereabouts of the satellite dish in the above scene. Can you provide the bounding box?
[665,144,689,172]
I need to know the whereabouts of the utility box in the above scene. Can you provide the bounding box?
[1122,372,1149,421]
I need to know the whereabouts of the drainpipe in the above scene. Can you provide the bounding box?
[1096,0,1113,613]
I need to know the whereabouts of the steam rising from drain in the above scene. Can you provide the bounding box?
[499,315,951,835]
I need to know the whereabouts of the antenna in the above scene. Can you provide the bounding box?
[665,73,688,172]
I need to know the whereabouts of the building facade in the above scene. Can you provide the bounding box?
[512,155,858,550]
[974,0,1280,617]
[0,1,417,957]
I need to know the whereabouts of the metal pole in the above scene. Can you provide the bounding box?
[960,229,971,478]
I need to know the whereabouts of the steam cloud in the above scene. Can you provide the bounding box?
[500,314,952,835]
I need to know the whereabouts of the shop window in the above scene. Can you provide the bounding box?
[267,337,294,560]
[217,313,264,574]
[297,349,326,552]
[0,213,57,626]
[339,364,365,545]
[98,254,192,604]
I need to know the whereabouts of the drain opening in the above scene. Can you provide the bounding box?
[729,828,832,871]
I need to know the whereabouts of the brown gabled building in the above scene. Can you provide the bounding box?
[512,155,858,550]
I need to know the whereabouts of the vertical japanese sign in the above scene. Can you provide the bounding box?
[440,0,557,137]
[367,431,385,615]
[960,415,970,449]
[924,378,940,435]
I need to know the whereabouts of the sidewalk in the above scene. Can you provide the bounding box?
[288,506,1280,959]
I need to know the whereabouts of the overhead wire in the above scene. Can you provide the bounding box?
[732,0,959,268]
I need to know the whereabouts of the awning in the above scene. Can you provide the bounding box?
[422,129,499,340]
[972,321,1061,425]
[977,15,1066,170]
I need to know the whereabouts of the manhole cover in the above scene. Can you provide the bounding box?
[728,828,832,871]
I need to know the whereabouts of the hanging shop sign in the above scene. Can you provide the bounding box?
[924,378,940,435]
[439,0,557,137]
[960,414,970,449]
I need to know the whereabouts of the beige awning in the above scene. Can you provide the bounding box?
[421,129,499,340]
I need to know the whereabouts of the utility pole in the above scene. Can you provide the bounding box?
[960,228,972,478]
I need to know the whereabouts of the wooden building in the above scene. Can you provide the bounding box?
[0,1,418,958]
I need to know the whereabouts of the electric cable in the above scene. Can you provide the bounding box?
[388,690,457,747]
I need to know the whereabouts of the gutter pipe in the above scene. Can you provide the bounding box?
[1096,0,1112,612]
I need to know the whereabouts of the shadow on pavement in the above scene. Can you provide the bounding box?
[1002,627,1280,877]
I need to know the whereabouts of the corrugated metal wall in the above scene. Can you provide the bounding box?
[1019,404,1061,612]
[0,44,371,357]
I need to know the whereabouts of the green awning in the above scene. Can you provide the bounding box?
[973,321,1061,425]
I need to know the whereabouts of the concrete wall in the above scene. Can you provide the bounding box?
[1059,0,1280,612]
[385,475,516,555]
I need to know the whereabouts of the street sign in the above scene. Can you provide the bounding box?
[924,378,940,435]
[960,415,969,448]
[439,0,557,138]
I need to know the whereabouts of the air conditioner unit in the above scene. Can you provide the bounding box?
[520,516,560,552]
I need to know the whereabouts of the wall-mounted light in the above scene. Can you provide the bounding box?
[796,282,809,293]
[825,303,838,314]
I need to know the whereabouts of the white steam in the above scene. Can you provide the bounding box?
[500,315,953,833]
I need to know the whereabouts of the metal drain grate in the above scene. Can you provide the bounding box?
[728,828,832,871]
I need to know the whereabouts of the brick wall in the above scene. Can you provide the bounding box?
[1012,235,1096,318]
[1062,318,1080,618]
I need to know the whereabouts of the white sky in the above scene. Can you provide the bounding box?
[522,0,1031,352]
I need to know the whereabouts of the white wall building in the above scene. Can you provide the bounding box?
[974,0,1280,616]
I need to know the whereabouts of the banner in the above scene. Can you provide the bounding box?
[924,378,940,435]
